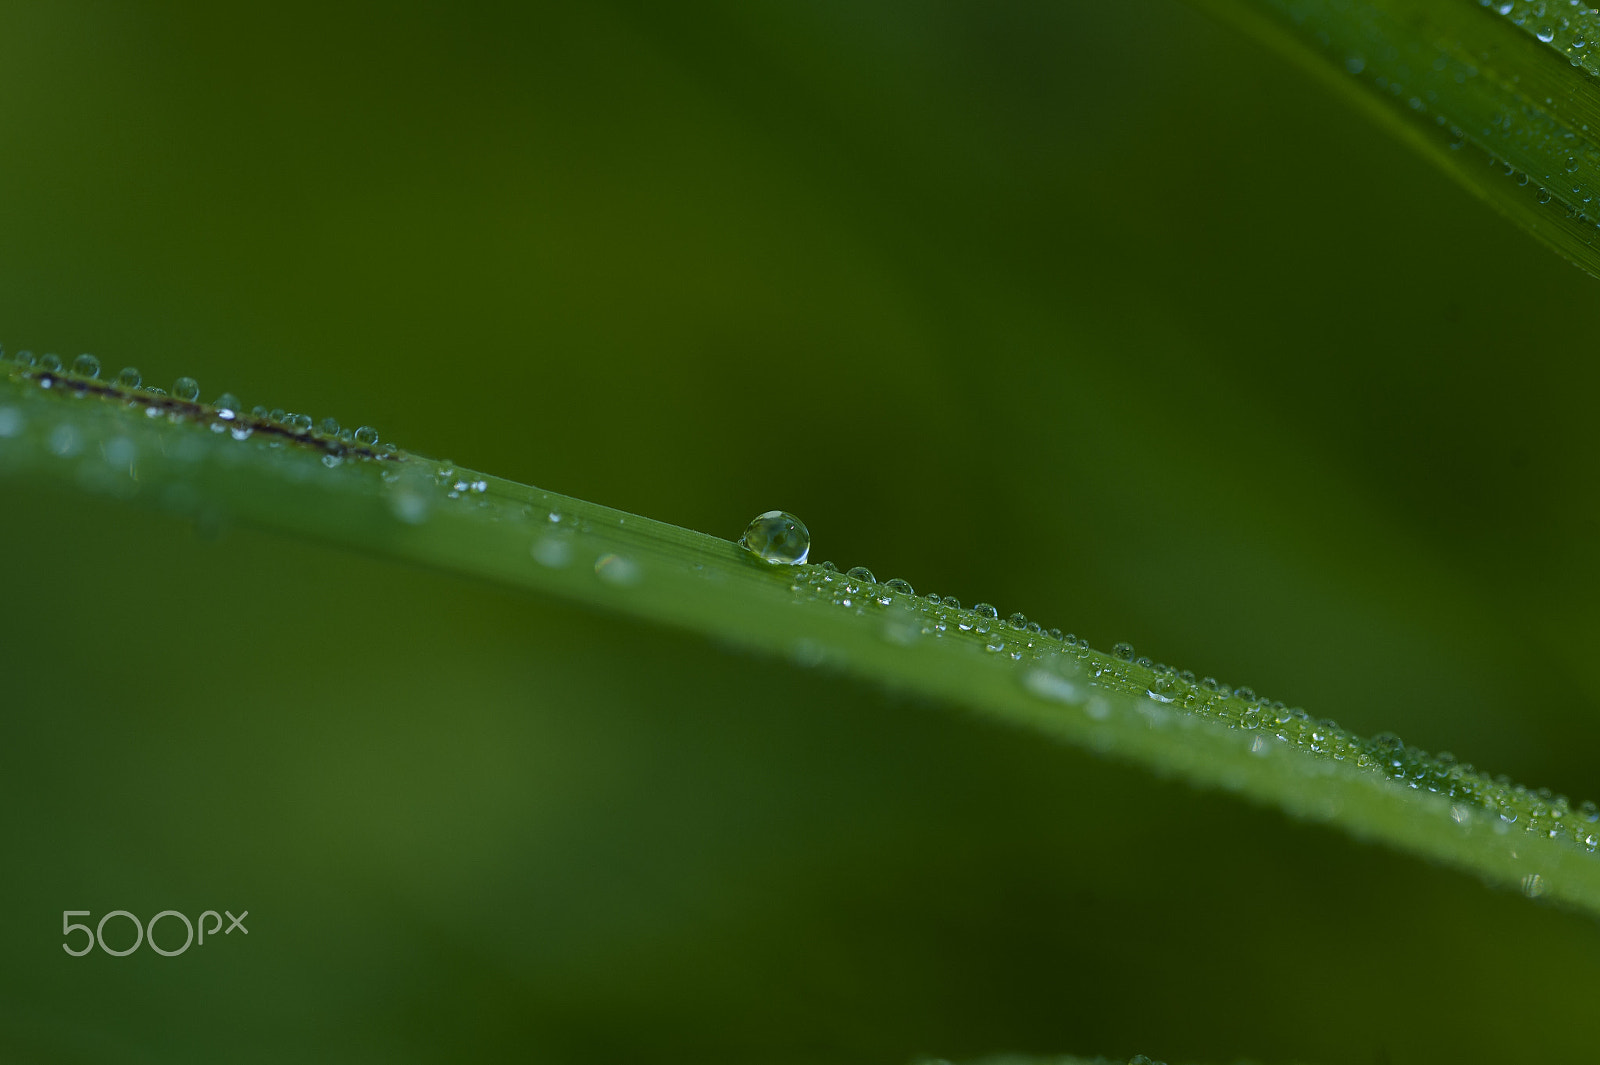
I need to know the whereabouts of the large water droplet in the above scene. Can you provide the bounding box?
[885,578,914,595]
[320,416,340,435]
[740,510,810,564]
[846,566,876,583]
[1113,642,1136,661]
[117,367,142,388]
[39,353,63,372]
[215,393,241,418]
[72,354,100,378]
[355,425,379,446]
[973,603,999,619]
[174,377,201,401]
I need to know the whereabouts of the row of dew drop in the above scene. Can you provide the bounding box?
[6,347,390,461]
[741,512,1600,862]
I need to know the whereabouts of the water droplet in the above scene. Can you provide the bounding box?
[289,413,312,431]
[531,537,571,568]
[355,425,379,446]
[48,423,82,456]
[740,510,811,564]
[846,566,876,583]
[174,377,200,401]
[1345,54,1365,73]
[1539,24,1557,40]
[250,405,269,418]
[39,353,62,372]
[941,596,961,609]
[103,436,137,467]
[885,578,914,595]
[72,354,100,378]
[321,454,341,468]
[1521,873,1546,897]
[595,553,641,586]
[973,603,999,619]
[117,367,142,388]
[0,406,23,438]
[1112,642,1136,661]
[230,424,253,441]
[12,350,35,367]
[319,416,340,435]
[215,393,241,418]
[1047,628,1064,641]
[1024,669,1080,704]
[390,488,429,524]
[1007,611,1029,628]
[1539,187,1554,203]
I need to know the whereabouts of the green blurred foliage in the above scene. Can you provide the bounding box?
[4,1,1600,1062]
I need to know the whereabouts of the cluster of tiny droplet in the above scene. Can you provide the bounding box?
[1485,0,1600,76]
[4,347,390,462]
[1292,0,1600,230]
[784,552,1600,855]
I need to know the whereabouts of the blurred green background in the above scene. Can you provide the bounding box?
[4,1,1600,1062]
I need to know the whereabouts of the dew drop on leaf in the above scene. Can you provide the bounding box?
[117,366,141,388]
[174,377,200,401]
[740,510,810,564]
[594,553,641,586]
[72,354,100,378]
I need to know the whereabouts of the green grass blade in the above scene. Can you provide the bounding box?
[4,359,1599,916]
[1191,0,1600,277]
